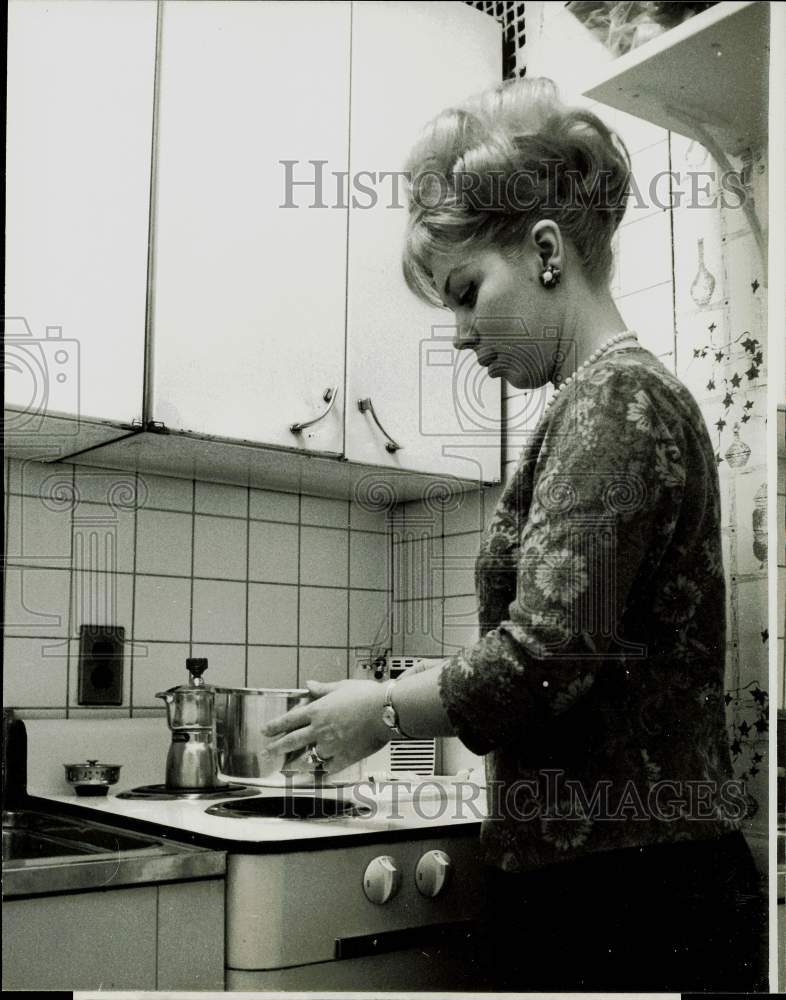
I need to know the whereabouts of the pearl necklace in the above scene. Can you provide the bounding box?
[545,330,639,413]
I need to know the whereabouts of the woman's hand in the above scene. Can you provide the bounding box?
[263,679,391,775]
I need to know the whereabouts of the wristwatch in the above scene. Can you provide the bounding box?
[381,680,410,739]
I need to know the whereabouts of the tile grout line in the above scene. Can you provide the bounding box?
[128,470,139,718]
[345,499,351,679]
[65,464,76,718]
[296,493,302,688]
[3,635,342,647]
[244,485,251,688]
[2,560,395,590]
[188,478,196,660]
[440,506,446,657]
[385,515,392,663]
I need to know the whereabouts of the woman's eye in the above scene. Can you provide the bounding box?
[458,283,477,308]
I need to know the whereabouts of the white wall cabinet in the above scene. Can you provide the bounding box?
[151,0,502,481]
[151,0,351,455]
[6,1,503,490]
[345,2,501,480]
[5,0,157,434]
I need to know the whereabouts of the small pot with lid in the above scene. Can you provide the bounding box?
[64,760,122,796]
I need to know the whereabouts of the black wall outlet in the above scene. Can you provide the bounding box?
[78,625,125,705]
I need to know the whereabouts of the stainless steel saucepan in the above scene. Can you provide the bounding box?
[213,687,313,780]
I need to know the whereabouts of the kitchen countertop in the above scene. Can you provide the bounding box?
[29,778,486,854]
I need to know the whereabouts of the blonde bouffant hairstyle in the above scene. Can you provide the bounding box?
[402,77,631,305]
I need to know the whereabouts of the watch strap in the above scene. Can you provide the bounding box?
[383,679,410,739]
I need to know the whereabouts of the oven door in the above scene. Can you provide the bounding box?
[227,921,481,991]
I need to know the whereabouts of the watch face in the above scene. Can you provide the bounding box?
[382,705,397,729]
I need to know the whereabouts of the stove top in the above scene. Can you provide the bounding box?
[31,777,485,849]
[116,782,258,801]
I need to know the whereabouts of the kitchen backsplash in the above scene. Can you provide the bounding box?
[3,457,391,717]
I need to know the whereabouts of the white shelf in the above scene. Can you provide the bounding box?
[582,1,770,153]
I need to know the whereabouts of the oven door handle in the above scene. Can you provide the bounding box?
[334,918,476,960]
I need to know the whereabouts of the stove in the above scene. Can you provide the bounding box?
[32,779,487,990]
[20,718,488,991]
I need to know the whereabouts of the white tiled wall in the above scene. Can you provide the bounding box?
[3,457,391,717]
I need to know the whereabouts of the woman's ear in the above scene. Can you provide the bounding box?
[530,219,564,273]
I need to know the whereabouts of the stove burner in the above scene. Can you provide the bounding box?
[205,794,374,820]
[116,783,259,801]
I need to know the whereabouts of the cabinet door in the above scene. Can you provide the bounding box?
[5,0,156,427]
[345,2,501,482]
[151,1,350,455]
[157,879,225,990]
[2,885,158,990]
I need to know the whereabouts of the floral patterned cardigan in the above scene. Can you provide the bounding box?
[438,346,741,874]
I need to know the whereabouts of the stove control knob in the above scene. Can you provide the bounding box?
[415,850,452,898]
[363,855,402,904]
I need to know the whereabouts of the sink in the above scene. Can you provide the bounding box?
[2,808,169,860]
[2,807,225,897]
[3,828,99,863]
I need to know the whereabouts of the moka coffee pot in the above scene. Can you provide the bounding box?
[157,658,226,790]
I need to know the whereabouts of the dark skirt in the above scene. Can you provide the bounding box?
[473,832,767,992]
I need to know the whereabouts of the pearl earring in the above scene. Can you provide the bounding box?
[539,263,561,288]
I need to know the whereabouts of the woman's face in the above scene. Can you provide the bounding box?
[429,243,563,390]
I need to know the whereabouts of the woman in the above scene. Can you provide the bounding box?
[265,78,765,991]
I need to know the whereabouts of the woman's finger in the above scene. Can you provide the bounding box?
[305,679,338,699]
[262,705,311,737]
[266,724,316,757]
